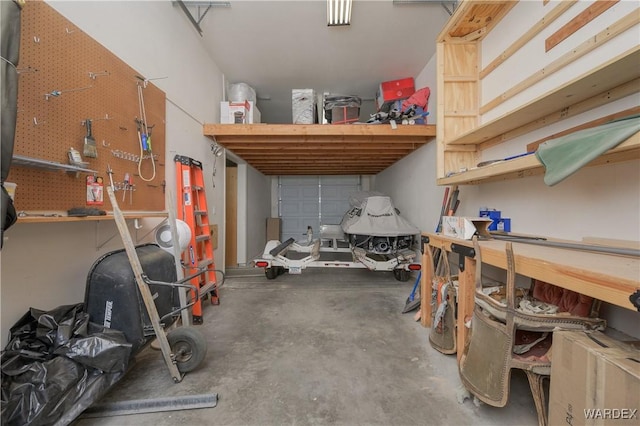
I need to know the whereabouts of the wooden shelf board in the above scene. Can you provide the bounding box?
[438,132,640,185]
[447,47,640,146]
[204,124,436,139]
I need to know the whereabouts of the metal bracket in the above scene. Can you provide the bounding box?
[450,243,475,272]
[173,1,230,36]
[421,235,430,254]
[392,0,458,16]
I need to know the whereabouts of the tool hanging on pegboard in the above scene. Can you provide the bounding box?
[86,175,104,205]
[136,77,156,182]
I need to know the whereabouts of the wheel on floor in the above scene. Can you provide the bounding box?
[394,269,411,282]
[167,327,208,373]
[265,267,278,280]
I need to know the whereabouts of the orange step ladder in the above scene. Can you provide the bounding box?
[174,155,219,324]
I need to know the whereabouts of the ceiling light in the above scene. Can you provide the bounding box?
[327,0,352,26]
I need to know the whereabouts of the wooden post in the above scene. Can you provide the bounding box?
[456,253,476,363]
[107,186,182,382]
[421,240,434,327]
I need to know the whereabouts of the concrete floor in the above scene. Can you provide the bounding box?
[73,267,540,426]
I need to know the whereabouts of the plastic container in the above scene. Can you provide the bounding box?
[228,82,256,104]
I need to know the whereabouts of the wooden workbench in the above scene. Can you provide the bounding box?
[420,233,640,361]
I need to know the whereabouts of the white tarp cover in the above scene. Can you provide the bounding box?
[341,194,420,237]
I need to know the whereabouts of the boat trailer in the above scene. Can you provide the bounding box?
[253,225,421,281]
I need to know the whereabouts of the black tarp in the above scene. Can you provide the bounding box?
[1,0,22,247]
[1,304,132,426]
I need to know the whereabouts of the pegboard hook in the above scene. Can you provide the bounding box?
[16,66,38,74]
[65,27,76,34]
[89,71,110,80]
[81,114,112,126]
[45,85,92,100]
[33,117,46,126]
[135,75,168,89]
[33,36,40,43]
[102,140,110,147]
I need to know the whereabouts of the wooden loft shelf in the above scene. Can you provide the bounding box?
[203,124,436,175]
[438,132,640,185]
[448,48,640,147]
[203,123,436,140]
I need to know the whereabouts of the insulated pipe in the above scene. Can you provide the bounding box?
[490,234,640,257]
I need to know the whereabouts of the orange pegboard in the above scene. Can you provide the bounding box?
[7,1,166,212]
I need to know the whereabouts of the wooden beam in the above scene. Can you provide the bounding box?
[440,2,517,42]
[204,123,436,138]
[457,254,476,363]
[480,0,578,79]
[546,1,619,52]
[222,142,421,149]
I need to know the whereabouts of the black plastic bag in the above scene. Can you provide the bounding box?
[1,303,132,426]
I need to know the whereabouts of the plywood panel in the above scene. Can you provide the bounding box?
[438,41,480,179]
[444,2,515,40]
[443,150,478,178]
[7,1,166,213]
[443,43,478,76]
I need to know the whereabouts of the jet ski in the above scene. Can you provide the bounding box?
[341,192,420,256]
[253,191,421,282]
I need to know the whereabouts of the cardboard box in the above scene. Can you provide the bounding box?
[479,209,501,230]
[331,106,360,124]
[549,331,640,426]
[292,89,316,124]
[266,217,281,241]
[496,218,511,232]
[376,77,415,110]
[441,216,492,240]
[220,101,260,124]
[209,224,218,250]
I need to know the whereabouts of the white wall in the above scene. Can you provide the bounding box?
[0,1,230,346]
[374,54,442,233]
[246,166,272,263]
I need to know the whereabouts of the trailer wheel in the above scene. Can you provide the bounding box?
[394,269,410,282]
[167,327,208,373]
[276,266,286,276]
[265,267,278,280]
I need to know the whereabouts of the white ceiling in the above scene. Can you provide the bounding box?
[191,0,452,123]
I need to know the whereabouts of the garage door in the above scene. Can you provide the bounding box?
[279,176,361,243]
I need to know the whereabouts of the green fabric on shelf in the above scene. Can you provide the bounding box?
[535,115,640,186]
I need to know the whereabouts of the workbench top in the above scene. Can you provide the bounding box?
[423,232,639,311]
